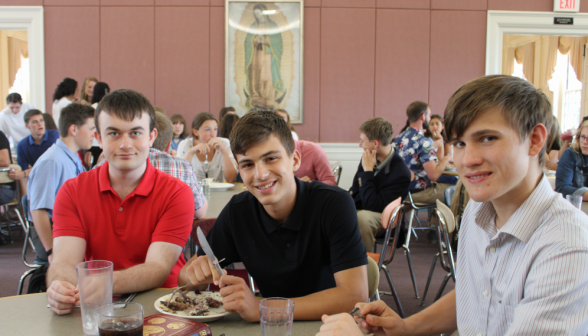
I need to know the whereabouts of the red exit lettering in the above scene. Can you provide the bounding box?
[560,0,577,9]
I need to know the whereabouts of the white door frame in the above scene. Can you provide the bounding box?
[486,10,588,75]
[0,7,44,109]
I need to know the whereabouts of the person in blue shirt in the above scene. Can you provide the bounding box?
[11,109,59,184]
[27,103,95,264]
[556,120,588,200]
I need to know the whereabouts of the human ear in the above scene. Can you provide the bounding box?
[528,123,547,158]
[149,128,158,147]
[292,149,301,172]
[192,128,198,138]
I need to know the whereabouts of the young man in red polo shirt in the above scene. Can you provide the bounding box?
[46,89,194,315]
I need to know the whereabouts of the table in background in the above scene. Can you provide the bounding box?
[0,289,323,335]
[205,183,246,218]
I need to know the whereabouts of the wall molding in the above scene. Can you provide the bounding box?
[486,10,588,75]
[0,6,44,109]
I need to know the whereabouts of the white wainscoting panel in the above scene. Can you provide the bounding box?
[318,143,363,191]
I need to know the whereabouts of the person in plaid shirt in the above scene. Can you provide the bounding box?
[393,101,453,205]
[150,111,207,219]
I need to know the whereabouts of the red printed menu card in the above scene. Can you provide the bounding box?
[143,313,212,336]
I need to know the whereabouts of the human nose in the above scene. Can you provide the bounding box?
[254,163,270,180]
[459,144,483,168]
[119,133,132,149]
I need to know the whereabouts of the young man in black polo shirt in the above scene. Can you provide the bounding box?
[178,111,368,322]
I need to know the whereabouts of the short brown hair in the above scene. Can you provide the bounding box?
[152,112,174,151]
[191,112,218,140]
[444,75,552,166]
[59,103,95,137]
[219,113,240,138]
[406,101,429,123]
[24,109,43,124]
[360,117,394,146]
[230,111,294,156]
[95,89,155,135]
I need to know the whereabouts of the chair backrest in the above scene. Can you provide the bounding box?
[191,218,216,249]
[436,199,455,233]
[366,255,380,298]
[444,186,456,207]
[19,195,38,269]
[332,163,342,186]
[381,197,402,230]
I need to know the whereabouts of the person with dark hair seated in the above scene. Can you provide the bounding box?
[178,111,368,322]
[0,92,35,144]
[51,78,78,126]
[351,117,411,251]
[46,89,194,315]
[27,103,95,265]
[12,109,59,182]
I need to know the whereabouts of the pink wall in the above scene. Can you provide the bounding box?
[1,0,578,142]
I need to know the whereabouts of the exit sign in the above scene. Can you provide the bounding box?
[554,0,580,12]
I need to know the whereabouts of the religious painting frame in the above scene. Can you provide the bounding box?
[225,0,304,123]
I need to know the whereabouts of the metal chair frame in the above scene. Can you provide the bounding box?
[16,194,41,295]
[332,164,343,186]
[420,200,457,306]
[368,198,407,318]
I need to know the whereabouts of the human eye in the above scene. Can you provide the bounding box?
[131,131,141,136]
[108,132,119,137]
[239,163,253,170]
[481,136,497,143]
[452,141,465,148]
[266,156,279,163]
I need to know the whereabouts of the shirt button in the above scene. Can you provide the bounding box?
[483,290,489,297]
[119,207,123,211]
[490,247,496,253]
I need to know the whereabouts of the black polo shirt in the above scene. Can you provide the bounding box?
[199,177,367,298]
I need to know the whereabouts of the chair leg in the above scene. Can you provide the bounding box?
[420,253,439,306]
[433,273,452,302]
[17,269,37,295]
[374,288,380,301]
[382,265,405,318]
[404,209,415,249]
[405,247,419,298]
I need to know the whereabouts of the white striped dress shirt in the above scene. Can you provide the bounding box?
[456,176,588,336]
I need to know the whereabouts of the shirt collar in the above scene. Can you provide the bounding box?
[375,147,395,175]
[98,158,156,197]
[474,175,556,243]
[56,139,80,163]
[261,177,306,234]
[28,131,50,145]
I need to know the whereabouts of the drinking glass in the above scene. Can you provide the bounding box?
[97,303,143,336]
[566,194,583,209]
[77,260,114,335]
[202,179,210,196]
[260,298,295,336]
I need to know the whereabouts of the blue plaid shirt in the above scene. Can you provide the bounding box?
[393,127,437,189]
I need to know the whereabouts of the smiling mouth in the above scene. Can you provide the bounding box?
[256,181,276,190]
[467,172,492,179]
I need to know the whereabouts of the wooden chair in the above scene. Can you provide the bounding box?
[366,197,406,318]
[420,200,457,306]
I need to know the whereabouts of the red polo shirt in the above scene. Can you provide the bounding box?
[53,159,194,288]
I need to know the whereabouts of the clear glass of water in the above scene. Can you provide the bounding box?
[77,260,114,335]
[566,194,583,209]
[202,179,210,196]
[260,298,295,336]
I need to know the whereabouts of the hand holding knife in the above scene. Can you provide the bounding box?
[196,227,225,284]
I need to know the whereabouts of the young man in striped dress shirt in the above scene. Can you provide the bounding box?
[316,75,588,336]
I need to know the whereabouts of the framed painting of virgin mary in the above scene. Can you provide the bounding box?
[225,0,304,123]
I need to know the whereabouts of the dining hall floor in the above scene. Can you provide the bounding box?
[0,225,454,318]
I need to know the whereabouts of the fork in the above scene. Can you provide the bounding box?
[203,153,210,178]
[166,283,191,307]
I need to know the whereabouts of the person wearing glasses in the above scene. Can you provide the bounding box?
[555,120,588,200]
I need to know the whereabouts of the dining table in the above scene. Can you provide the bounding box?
[205,183,247,218]
[0,289,324,335]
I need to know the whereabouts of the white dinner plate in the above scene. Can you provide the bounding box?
[154,291,231,322]
[209,182,234,191]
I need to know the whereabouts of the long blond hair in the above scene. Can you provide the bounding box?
[571,120,588,153]
[80,77,98,103]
